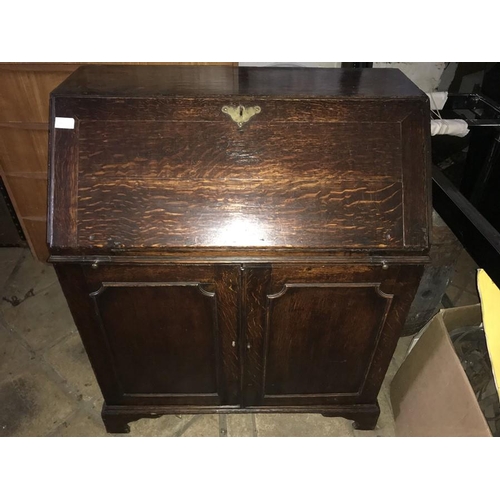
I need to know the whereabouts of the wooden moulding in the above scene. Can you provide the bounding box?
[101,403,381,434]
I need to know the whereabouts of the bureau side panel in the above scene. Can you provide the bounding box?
[54,264,122,402]
[401,102,432,250]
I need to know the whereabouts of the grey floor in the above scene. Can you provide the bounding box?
[0,247,480,437]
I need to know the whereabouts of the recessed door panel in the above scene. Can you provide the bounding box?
[243,264,421,407]
[73,264,241,406]
[264,283,392,396]
[91,282,219,396]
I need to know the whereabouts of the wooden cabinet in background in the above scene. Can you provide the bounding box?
[48,65,431,433]
[0,63,236,261]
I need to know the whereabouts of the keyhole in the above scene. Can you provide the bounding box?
[239,106,243,117]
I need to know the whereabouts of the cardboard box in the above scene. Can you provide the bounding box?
[390,304,492,437]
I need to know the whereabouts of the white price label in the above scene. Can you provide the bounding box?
[54,117,75,129]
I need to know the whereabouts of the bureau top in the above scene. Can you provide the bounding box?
[48,66,431,257]
[52,65,426,100]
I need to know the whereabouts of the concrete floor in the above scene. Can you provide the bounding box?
[0,246,480,437]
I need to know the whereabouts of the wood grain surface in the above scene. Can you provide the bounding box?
[76,177,403,249]
[51,65,425,98]
[78,121,401,179]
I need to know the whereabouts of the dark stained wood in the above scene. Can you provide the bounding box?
[100,402,381,433]
[51,66,425,98]
[48,123,79,249]
[322,404,380,431]
[240,264,271,407]
[57,263,240,407]
[48,66,430,433]
[353,265,423,402]
[86,264,240,406]
[401,103,432,249]
[76,178,403,250]
[243,264,423,409]
[54,263,124,402]
[54,96,414,123]
[50,253,429,263]
[78,121,401,179]
[92,283,219,397]
[101,409,160,434]
[48,99,429,252]
[265,283,393,396]
[48,68,429,255]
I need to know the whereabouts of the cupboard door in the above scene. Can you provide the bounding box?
[243,264,422,407]
[55,264,240,407]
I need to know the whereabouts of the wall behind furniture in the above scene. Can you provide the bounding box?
[373,62,447,92]
[240,62,447,92]
[239,62,342,67]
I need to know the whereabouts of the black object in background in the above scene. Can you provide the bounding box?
[0,177,25,247]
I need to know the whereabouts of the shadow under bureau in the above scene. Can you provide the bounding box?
[47,65,431,433]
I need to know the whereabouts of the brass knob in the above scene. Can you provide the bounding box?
[382,261,389,270]
[231,341,236,347]
[246,343,251,350]
[91,261,99,269]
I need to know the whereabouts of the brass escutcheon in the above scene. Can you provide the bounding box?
[222,104,261,127]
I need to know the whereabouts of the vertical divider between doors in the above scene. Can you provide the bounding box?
[238,264,247,408]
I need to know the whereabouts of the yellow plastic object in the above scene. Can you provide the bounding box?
[477,269,500,398]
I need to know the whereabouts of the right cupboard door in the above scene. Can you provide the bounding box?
[242,264,422,408]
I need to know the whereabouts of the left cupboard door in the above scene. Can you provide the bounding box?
[54,263,241,408]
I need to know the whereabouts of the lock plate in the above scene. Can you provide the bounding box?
[222,105,261,127]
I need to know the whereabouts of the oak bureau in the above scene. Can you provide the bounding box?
[47,65,431,433]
